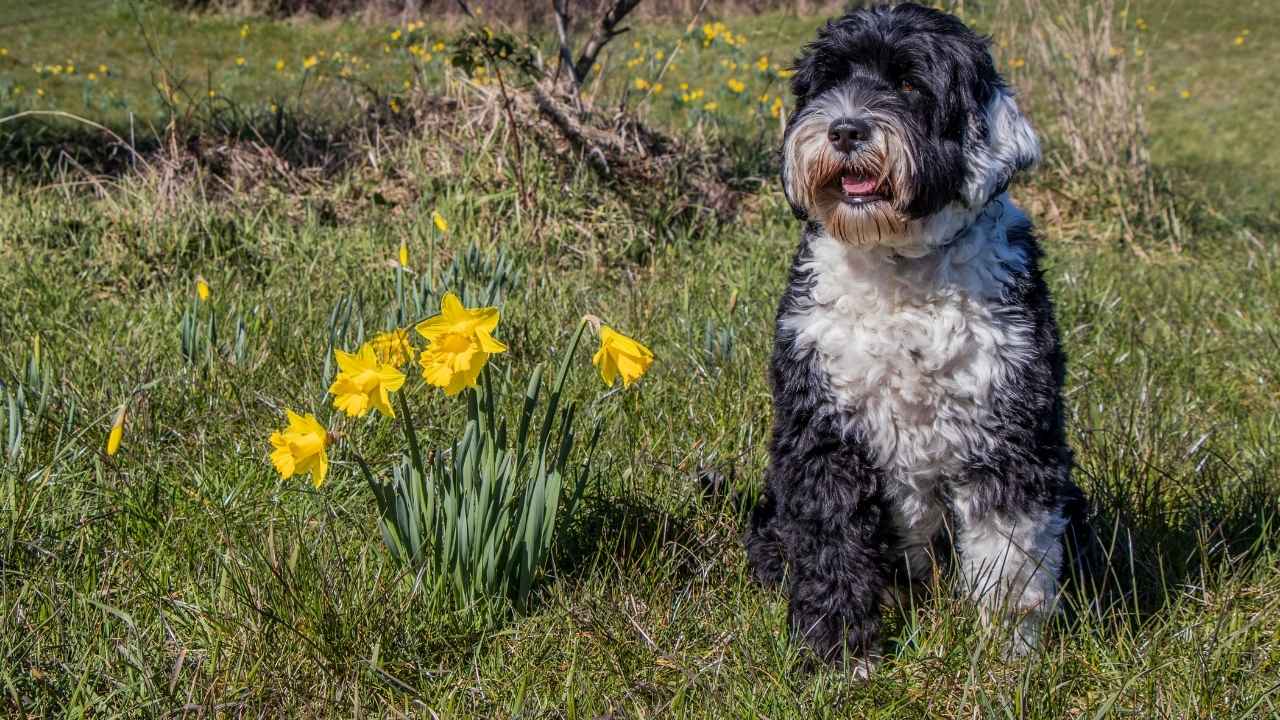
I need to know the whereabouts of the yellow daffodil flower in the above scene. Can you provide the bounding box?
[432,210,448,233]
[196,277,210,301]
[398,240,410,267]
[330,344,406,418]
[370,328,414,367]
[304,55,318,69]
[269,410,330,488]
[593,326,654,388]
[415,292,506,395]
[275,59,286,72]
[106,404,126,456]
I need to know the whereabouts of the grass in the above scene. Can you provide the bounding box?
[3,0,1280,717]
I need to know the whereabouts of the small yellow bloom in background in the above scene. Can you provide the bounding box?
[755,55,769,71]
[390,29,402,41]
[432,210,448,233]
[1180,89,1192,99]
[66,64,75,74]
[240,24,250,39]
[269,411,330,488]
[208,89,217,98]
[1146,84,1157,94]
[330,344,406,418]
[0,48,7,57]
[593,326,654,389]
[196,276,210,301]
[703,101,718,112]
[106,404,126,456]
[1009,57,1026,69]
[275,59,286,72]
[416,292,506,395]
[433,41,445,52]
[1234,35,1245,46]
[88,73,97,81]
[652,83,664,94]
[655,50,665,60]
[398,240,410,267]
[634,77,650,91]
[1135,17,1147,31]
[726,78,745,93]
[777,68,795,79]
[36,88,44,97]
[370,328,414,367]
[235,56,246,66]
[389,98,401,113]
[304,55,318,69]
[679,82,689,91]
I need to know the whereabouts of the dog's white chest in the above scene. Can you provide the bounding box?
[782,215,1033,484]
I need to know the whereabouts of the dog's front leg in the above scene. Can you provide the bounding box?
[780,449,892,673]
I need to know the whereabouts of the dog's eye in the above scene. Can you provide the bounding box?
[900,80,916,93]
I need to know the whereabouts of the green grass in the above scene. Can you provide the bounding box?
[3,1,1280,717]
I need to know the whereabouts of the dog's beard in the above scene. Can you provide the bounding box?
[784,112,917,249]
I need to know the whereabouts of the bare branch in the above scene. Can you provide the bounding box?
[572,0,643,86]
[551,0,578,88]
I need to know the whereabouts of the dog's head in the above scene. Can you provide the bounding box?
[781,3,1039,253]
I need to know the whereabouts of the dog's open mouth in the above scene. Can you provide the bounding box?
[839,172,888,205]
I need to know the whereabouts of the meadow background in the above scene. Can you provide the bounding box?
[2,0,1279,717]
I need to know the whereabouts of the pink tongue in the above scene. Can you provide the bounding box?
[841,175,879,195]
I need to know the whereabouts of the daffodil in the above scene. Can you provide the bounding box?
[269,411,330,487]
[432,210,448,233]
[370,328,414,367]
[398,240,410,267]
[329,344,406,418]
[415,292,506,395]
[593,326,654,388]
[106,404,126,456]
[196,276,210,301]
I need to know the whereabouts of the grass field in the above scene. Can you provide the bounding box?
[2,0,1279,717]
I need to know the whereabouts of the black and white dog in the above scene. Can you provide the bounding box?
[745,3,1088,670]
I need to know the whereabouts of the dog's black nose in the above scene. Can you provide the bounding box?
[828,118,873,153]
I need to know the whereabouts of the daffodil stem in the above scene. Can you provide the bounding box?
[395,390,424,473]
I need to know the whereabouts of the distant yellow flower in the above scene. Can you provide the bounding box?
[304,55,318,69]
[634,77,650,90]
[106,404,126,456]
[415,292,506,395]
[655,50,665,60]
[432,210,448,233]
[330,344,406,418]
[240,24,250,39]
[275,59,286,72]
[703,101,718,112]
[235,56,246,66]
[0,48,7,57]
[398,240,410,267]
[390,29,402,41]
[755,55,769,71]
[370,328,414,367]
[1234,35,1245,46]
[679,82,689,91]
[389,98,401,113]
[593,326,654,388]
[727,78,745,93]
[196,277,210,301]
[1180,89,1191,99]
[36,88,44,97]
[88,73,97,81]
[66,64,75,74]
[208,89,217,98]
[1135,17,1147,31]
[269,411,330,488]
[652,82,664,94]
[777,69,795,79]
[433,41,445,52]
[1009,57,1026,69]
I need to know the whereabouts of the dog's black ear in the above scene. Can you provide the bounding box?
[961,85,1040,207]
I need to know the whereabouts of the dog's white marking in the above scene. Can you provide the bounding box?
[781,195,1061,641]
[952,494,1067,653]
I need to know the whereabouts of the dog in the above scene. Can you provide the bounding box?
[744,3,1089,671]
